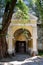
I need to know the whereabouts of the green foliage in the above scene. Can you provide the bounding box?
[0,0,5,8]
[32,0,36,3]
[15,0,29,19]
[38,50,43,56]
[0,0,29,19]
[36,0,43,22]
[0,0,12,7]
[5,0,12,3]
[0,0,12,6]
[27,0,33,7]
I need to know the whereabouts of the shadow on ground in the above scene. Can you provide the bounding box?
[0,54,43,65]
[0,53,30,62]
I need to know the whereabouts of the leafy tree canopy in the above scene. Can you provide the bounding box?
[36,0,43,22]
[0,0,29,19]
[15,0,29,19]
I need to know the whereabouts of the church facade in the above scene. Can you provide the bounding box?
[6,14,38,56]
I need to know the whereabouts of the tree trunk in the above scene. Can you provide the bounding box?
[0,0,17,58]
[2,0,17,32]
[0,35,8,58]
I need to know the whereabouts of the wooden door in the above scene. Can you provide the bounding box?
[15,41,26,53]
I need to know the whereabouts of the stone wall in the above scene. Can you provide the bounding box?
[37,24,43,50]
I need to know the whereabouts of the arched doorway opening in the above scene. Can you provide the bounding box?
[13,28,32,54]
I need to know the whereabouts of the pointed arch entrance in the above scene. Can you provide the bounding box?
[14,28,32,54]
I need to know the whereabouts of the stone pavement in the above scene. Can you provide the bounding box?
[0,54,43,65]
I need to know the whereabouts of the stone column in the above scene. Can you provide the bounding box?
[8,36,13,54]
[12,38,16,56]
[32,38,37,55]
[32,26,38,56]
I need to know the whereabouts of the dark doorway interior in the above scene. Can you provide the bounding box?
[15,41,26,53]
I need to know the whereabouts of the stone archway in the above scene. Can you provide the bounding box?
[7,24,38,56]
[13,28,32,54]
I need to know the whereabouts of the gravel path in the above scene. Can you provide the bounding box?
[0,54,43,65]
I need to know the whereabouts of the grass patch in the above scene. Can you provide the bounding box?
[38,50,43,56]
